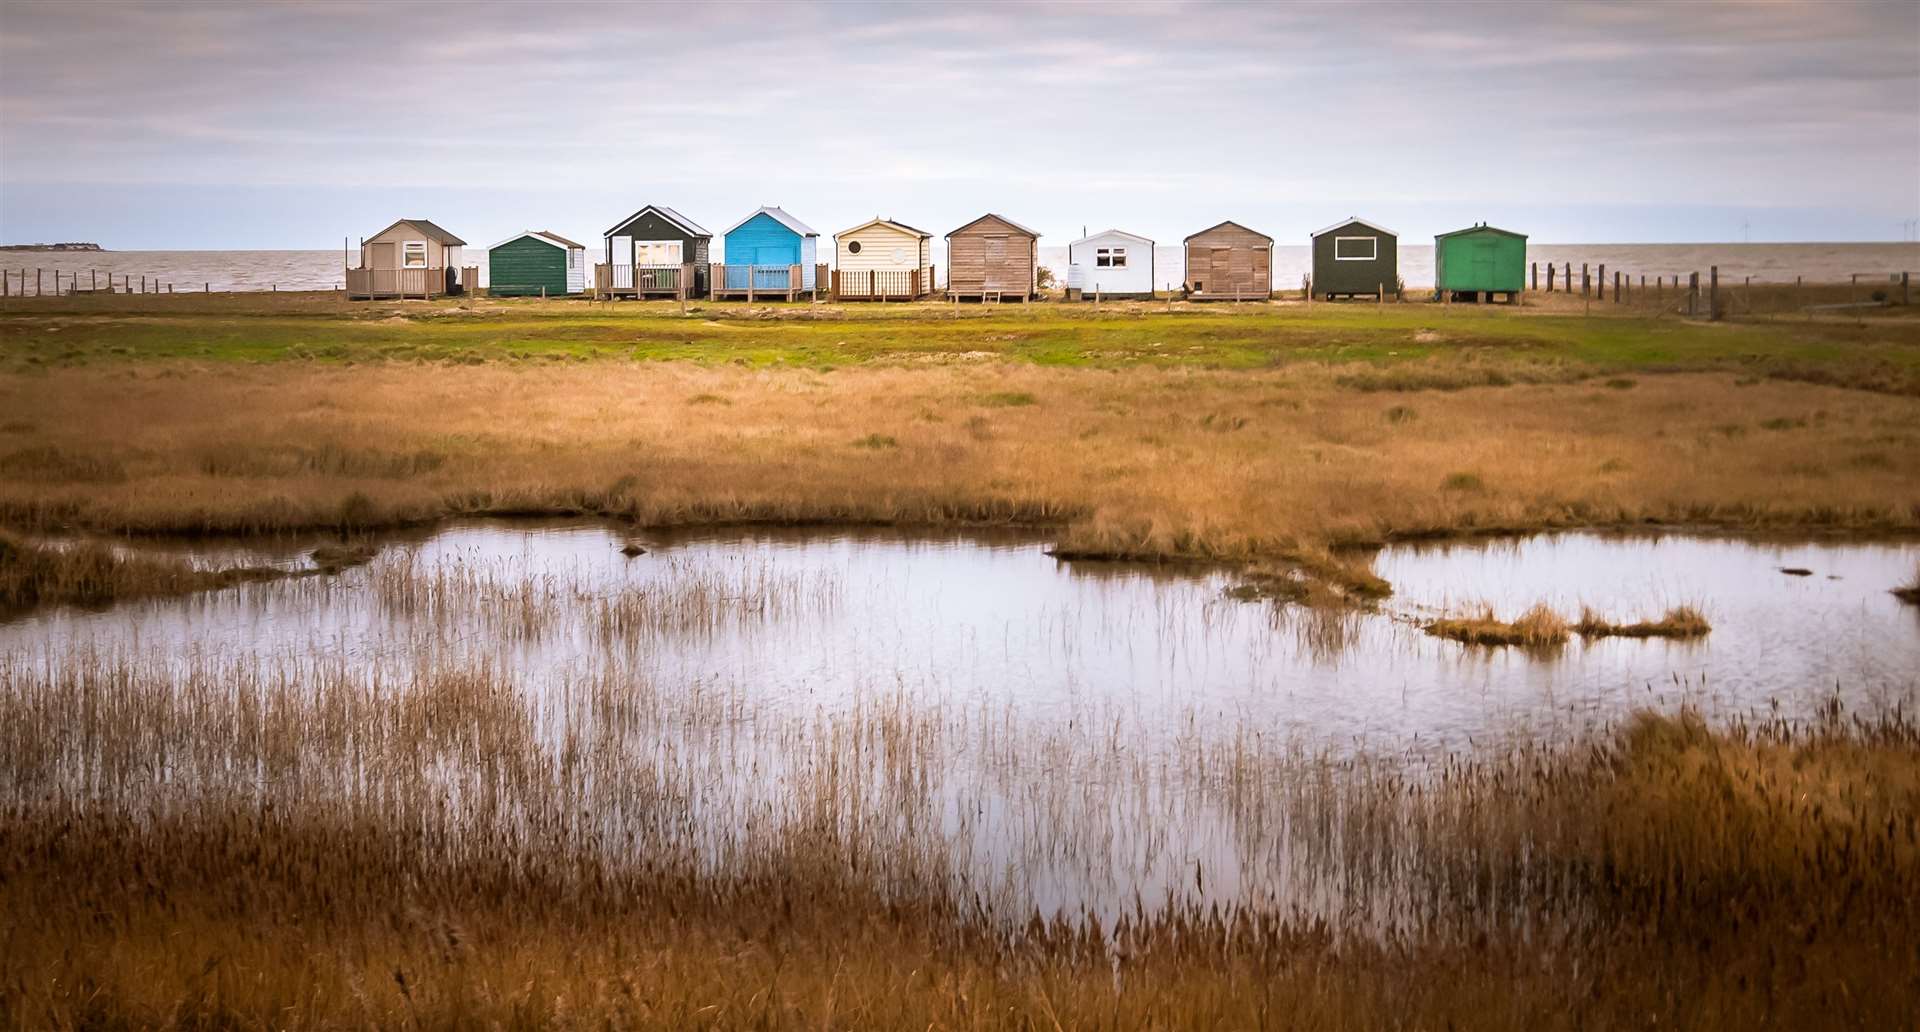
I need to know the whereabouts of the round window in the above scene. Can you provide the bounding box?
[892,248,906,264]
[848,241,863,254]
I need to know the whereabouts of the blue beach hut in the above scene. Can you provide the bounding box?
[718,206,819,298]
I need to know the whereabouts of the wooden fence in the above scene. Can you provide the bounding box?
[710,263,809,301]
[345,266,469,300]
[831,267,933,301]
[1527,261,1911,319]
[594,263,697,299]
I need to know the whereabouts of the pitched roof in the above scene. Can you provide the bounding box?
[1069,228,1154,247]
[1311,216,1396,239]
[722,206,818,237]
[369,218,466,246]
[833,216,933,240]
[489,230,585,251]
[947,213,1040,238]
[1183,220,1272,244]
[1434,223,1527,240]
[605,204,711,239]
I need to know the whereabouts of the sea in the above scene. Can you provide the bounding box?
[4,243,1915,294]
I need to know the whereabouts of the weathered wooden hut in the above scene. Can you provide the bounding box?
[832,217,934,300]
[1066,229,1155,300]
[1182,221,1272,301]
[347,219,468,299]
[717,207,819,300]
[1309,217,1398,300]
[1434,223,1527,303]
[945,214,1039,301]
[487,231,585,297]
[600,205,710,299]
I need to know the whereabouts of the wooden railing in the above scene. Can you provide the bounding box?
[831,267,933,301]
[710,264,807,299]
[595,263,696,298]
[346,266,456,299]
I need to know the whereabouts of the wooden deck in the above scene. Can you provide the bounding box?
[594,263,698,299]
[346,266,471,300]
[831,268,933,301]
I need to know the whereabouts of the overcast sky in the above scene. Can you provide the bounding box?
[2,0,1916,249]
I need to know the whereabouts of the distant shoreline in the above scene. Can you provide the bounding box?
[0,242,104,252]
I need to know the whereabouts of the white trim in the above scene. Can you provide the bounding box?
[1333,236,1378,261]
[834,217,933,241]
[402,240,428,268]
[1313,217,1397,238]
[606,204,710,240]
[488,230,570,252]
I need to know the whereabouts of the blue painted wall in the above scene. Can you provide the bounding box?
[723,212,817,290]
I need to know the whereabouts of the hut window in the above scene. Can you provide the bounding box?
[847,241,863,254]
[1097,247,1128,269]
[635,241,682,266]
[1334,236,1377,261]
[568,249,580,270]
[403,241,427,268]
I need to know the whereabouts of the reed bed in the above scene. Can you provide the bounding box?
[1573,604,1713,639]
[1896,563,1920,604]
[1,651,1915,1028]
[0,529,303,610]
[1425,602,1571,647]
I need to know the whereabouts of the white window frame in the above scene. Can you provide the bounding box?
[403,240,428,268]
[1333,236,1377,261]
[1096,247,1129,269]
[567,248,580,270]
[634,240,683,266]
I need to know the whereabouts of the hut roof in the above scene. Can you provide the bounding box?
[605,205,710,239]
[1183,220,1272,244]
[835,217,933,240]
[724,206,818,237]
[490,230,585,251]
[1311,217,1396,239]
[948,213,1040,238]
[370,219,465,246]
[1435,223,1527,240]
[1070,228,1154,247]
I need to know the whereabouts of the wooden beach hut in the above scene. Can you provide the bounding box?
[716,207,819,301]
[487,231,585,297]
[1310,218,1398,300]
[831,218,934,301]
[1434,223,1527,303]
[599,205,710,299]
[346,219,469,299]
[1066,229,1155,300]
[945,214,1039,301]
[1182,221,1272,301]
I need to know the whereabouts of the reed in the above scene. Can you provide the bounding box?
[1895,564,1920,604]
[1,654,1914,1028]
[0,529,300,610]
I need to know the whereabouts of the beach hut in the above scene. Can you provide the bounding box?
[1182,221,1272,301]
[600,205,710,299]
[1433,223,1527,303]
[717,206,819,300]
[832,217,934,301]
[487,231,585,297]
[945,214,1039,301]
[1310,218,1398,300]
[346,219,468,299]
[1066,229,1155,300]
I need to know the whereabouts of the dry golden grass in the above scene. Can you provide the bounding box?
[3,363,1916,577]
[1895,564,1920,604]
[1574,604,1714,639]
[1,654,1915,1029]
[1426,602,1572,646]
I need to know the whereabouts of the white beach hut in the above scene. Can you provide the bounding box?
[1066,229,1155,300]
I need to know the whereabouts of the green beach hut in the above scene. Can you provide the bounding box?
[1433,223,1526,303]
[487,231,586,297]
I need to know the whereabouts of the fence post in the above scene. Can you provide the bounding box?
[1709,266,1720,321]
[1689,272,1699,316]
[1904,271,1911,306]
[1597,264,1606,301]
[1614,270,1621,302]
[1582,263,1590,297]
[1546,263,1555,292]
[831,268,840,301]
[1530,261,1537,291]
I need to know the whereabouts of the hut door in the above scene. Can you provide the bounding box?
[1208,248,1233,292]
[984,236,1007,290]
[611,236,633,288]
[371,242,396,269]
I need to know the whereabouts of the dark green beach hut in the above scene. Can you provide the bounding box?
[1310,217,1398,300]
[1433,223,1526,303]
[487,231,586,297]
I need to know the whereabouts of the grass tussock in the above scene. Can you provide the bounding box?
[1574,604,1713,639]
[1426,601,1572,646]
[1894,564,1920,604]
[0,531,302,610]
[1,654,1916,1028]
